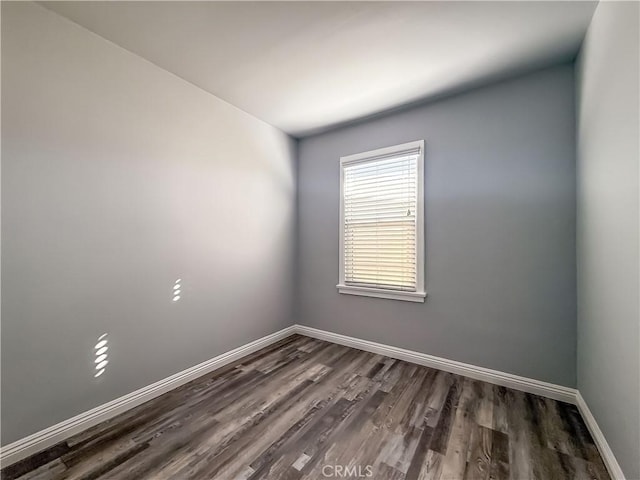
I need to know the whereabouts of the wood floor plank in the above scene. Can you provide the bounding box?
[439,378,480,480]
[377,462,406,480]
[0,443,71,480]
[2,336,611,480]
[488,429,509,480]
[405,427,434,480]
[429,377,463,455]
[8,460,66,480]
[60,439,149,480]
[492,385,509,435]
[463,425,492,480]
[417,450,444,480]
[377,427,423,474]
[475,382,494,431]
[505,388,535,480]
[555,402,610,480]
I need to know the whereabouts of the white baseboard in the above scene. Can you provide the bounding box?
[575,392,626,480]
[293,324,577,404]
[0,325,296,468]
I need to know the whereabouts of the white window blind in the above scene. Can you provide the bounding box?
[338,141,425,302]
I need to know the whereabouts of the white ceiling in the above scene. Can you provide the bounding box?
[43,1,596,137]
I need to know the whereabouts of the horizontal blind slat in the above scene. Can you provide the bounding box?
[344,155,418,174]
[345,277,416,283]
[345,259,416,266]
[344,177,416,190]
[345,275,416,283]
[345,282,416,292]
[345,270,416,278]
[348,234,413,239]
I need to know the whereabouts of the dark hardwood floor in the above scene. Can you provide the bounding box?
[2,335,609,480]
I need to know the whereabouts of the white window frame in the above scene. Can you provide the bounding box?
[337,140,426,303]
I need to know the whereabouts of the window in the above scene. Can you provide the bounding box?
[338,140,425,302]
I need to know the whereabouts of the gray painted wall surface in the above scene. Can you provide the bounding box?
[576,3,640,478]
[1,2,296,445]
[297,65,577,387]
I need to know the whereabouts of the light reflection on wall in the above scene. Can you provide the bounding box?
[94,333,109,377]
[173,278,182,302]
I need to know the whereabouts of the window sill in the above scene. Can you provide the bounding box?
[336,284,426,303]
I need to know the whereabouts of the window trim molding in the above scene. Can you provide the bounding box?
[337,140,426,303]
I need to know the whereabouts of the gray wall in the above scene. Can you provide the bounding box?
[576,3,640,478]
[297,65,577,387]
[1,2,296,445]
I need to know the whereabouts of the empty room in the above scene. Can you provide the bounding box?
[1,1,639,479]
